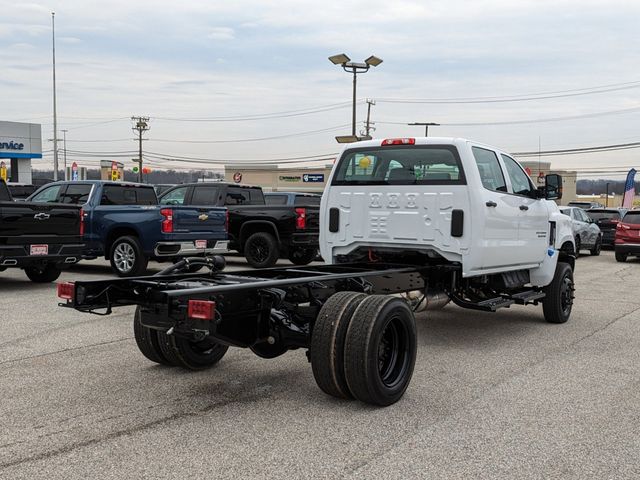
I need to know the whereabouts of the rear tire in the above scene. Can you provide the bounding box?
[133,307,172,365]
[574,236,581,257]
[109,235,148,277]
[343,295,417,406]
[542,262,574,324]
[24,264,61,283]
[310,292,366,399]
[288,247,318,266]
[244,232,279,268]
[615,251,628,262]
[157,331,228,370]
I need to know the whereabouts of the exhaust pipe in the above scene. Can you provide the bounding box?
[401,289,450,312]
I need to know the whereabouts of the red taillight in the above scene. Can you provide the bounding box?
[57,281,75,300]
[382,138,415,146]
[160,208,173,233]
[188,300,216,320]
[79,208,85,236]
[295,207,306,230]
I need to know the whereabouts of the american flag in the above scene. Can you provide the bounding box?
[621,168,637,208]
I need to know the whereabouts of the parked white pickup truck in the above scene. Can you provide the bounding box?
[321,136,575,319]
[60,137,577,407]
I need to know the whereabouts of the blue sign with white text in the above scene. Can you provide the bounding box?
[302,173,324,183]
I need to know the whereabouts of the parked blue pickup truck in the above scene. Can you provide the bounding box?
[28,180,228,276]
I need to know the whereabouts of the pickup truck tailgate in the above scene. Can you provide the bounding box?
[167,205,227,239]
[0,202,81,239]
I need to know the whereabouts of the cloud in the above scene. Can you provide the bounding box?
[206,27,234,41]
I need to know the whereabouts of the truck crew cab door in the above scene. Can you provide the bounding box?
[500,154,549,264]
[471,146,523,269]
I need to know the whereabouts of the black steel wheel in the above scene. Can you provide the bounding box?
[615,251,628,262]
[287,247,318,266]
[590,236,602,256]
[542,262,574,324]
[109,235,148,277]
[133,306,172,365]
[310,291,366,399]
[244,232,279,268]
[343,295,417,406]
[157,331,228,370]
[24,263,61,283]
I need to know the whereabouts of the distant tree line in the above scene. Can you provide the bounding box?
[576,179,638,195]
[32,169,224,184]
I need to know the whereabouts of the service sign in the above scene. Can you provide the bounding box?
[303,173,324,183]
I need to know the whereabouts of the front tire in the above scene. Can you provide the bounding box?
[542,262,574,324]
[109,235,148,277]
[310,291,366,399]
[244,232,279,268]
[288,247,318,266]
[343,295,417,406]
[24,263,61,283]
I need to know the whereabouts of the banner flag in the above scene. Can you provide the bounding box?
[621,168,637,209]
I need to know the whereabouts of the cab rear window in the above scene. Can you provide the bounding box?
[622,211,640,225]
[332,146,465,186]
[101,185,157,205]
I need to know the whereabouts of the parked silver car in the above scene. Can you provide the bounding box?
[559,206,602,256]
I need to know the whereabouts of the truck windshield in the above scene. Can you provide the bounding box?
[331,145,465,186]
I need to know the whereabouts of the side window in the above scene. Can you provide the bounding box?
[265,195,288,205]
[225,187,251,205]
[472,147,507,192]
[60,184,92,205]
[501,155,534,196]
[191,186,219,205]
[578,210,590,223]
[160,186,189,205]
[249,188,264,205]
[31,184,63,203]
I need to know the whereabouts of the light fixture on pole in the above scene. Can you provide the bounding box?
[329,53,383,137]
[408,122,440,136]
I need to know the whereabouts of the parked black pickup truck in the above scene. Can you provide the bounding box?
[0,180,83,282]
[159,183,319,268]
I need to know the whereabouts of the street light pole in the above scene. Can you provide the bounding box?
[329,54,383,138]
[51,12,59,181]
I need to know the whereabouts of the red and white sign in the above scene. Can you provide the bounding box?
[233,172,242,183]
[30,244,49,256]
[195,240,207,249]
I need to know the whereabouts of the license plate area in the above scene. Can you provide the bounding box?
[30,244,49,255]
[195,240,207,249]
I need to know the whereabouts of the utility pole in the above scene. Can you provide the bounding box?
[52,12,59,180]
[131,116,149,183]
[605,182,610,207]
[61,129,68,176]
[408,122,440,136]
[363,99,375,137]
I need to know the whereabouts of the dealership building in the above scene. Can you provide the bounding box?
[223,164,333,192]
[0,121,42,184]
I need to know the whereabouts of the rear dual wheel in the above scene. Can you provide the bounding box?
[133,306,228,369]
[311,293,417,406]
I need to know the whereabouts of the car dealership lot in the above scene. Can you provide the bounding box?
[1,253,639,479]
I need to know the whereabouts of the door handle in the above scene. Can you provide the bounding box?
[485,201,497,207]
[519,205,529,211]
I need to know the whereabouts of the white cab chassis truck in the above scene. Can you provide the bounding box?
[59,137,575,407]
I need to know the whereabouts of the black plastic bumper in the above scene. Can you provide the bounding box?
[614,243,640,256]
[0,243,84,268]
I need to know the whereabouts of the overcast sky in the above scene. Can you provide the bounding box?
[1,0,639,177]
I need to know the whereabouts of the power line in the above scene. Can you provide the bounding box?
[376,80,640,104]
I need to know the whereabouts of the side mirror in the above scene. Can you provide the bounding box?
[544,174,563,200]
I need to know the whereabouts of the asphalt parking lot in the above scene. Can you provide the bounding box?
[1,251,639,479]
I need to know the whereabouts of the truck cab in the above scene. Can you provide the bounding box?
[321,137,574,287]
